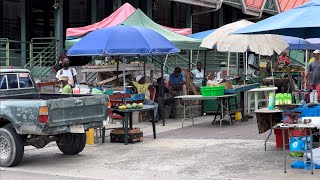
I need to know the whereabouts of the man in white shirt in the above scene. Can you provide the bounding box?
[247,53,259,77]
[55,58,77,87]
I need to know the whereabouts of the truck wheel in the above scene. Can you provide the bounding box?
[0,127,24,167]
[56,133,86,155]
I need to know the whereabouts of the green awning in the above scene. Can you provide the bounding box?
[65,9,201,50]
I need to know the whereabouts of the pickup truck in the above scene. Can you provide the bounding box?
[0,69,108,167]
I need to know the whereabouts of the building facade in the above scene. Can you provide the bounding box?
[0,0,307,66]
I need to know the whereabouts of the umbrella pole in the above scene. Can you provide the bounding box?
[227,52,230,76]
[123,58,126,93]
[245,52,248,85]
[305,50,308,89]
[141,55,146,78]
[162,55,166,126]
[116,60,119,86]
[196,49,200,64]
[271,55,275,86]
[201,50,207,116]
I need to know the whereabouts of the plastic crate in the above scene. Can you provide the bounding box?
[289,129,311,137]
[201,86,225,97]
[274,129,289,148]
[125,94,145,101]
[200,86,211,96]
[295,105,320,117]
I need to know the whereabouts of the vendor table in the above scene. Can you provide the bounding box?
[225,83,260,121]
[254,108,282,151]
[275,123,316,174]
[175,94,236,127]
[109,105,157,145]
[248,87,278,113]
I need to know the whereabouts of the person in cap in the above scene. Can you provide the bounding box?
[309,50,320,63]
[277,50,290,69]
[58,75,72,94]
[131,75,158,121]
[306,50,320,96]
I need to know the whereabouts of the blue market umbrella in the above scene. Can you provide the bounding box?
[67,25,179,126]
[189,29,216,40]
[232,0,320,39]
[67,25,180,56]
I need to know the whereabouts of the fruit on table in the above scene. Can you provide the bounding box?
[126,104,132,109]
[119,105,126,109]
[132,103,137,108]
[137,103,143,108]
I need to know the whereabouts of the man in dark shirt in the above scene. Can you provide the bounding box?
[169,67,187,95]
[155,78,178,119]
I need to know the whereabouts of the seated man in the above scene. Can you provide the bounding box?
[155,77,179,119]
[190,62,204,90]
[169,67,187,96]
[131,75,158,121]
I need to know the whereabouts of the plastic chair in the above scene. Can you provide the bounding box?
[149,86,156,101]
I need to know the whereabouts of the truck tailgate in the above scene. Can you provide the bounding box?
[47,95,107,127]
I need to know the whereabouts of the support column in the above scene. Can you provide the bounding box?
[186,4,192,28]
[21,0,26,65]
[91,0,97,23]
[54,0,64,55]
[218,6,224,27]
[146,0,152,19]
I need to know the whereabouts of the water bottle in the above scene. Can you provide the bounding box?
[310,91,315,103]
[268,93,275,110]
[288,94,292,104]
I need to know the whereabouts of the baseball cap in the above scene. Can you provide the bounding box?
[136,75,143,82]
[58,74,69,82]
[313,50,320,54]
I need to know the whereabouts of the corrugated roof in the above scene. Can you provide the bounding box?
[245,0,265,9]
[278,0,309,12]
[245,0,310,12]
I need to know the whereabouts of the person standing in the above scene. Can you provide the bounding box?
[190,62,204,89]
[248,52,259,77]
[55,58,77,87]
[306,50,320,95]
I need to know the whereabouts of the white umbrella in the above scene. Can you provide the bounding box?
[200,19,289,56]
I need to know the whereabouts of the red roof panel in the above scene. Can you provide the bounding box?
[278,0,309,12]
[245,0,310,12]
[245,0,265,9]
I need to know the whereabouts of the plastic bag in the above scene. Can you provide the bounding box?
[305,147,320,164]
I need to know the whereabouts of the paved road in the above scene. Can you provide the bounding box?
[1,117,319,180]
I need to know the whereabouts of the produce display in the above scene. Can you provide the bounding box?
[274,65,304,72]
[118,103,144,109]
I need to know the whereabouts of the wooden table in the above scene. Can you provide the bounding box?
[255,108,282,151]
[110,105,157,145]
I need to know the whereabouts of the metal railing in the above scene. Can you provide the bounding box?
[24,38,58,80]
[0,38,31,66]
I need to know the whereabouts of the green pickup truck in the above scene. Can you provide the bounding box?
[0,69,108,167]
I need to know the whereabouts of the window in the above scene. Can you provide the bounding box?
[0,74,7,89]
[0,73,34,90]
[18,73,33,88]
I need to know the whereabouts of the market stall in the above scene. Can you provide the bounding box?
[234,0,320,172]
[200,19,288,120]
[68,25,180,133]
